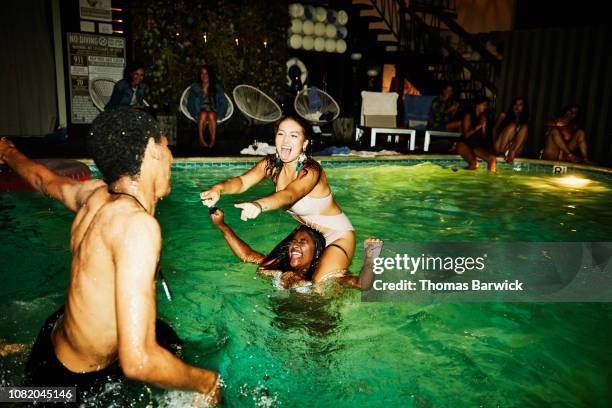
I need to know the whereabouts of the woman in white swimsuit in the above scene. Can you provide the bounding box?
[200,116,355,284]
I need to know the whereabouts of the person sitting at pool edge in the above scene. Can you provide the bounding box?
[0,109,221,404]
[492,96,529,164]
[542,104,591,164]
[455,95,497,172]
[200,115,356,285]
[209,208,382,290]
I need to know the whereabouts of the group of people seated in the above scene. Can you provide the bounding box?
[426,83,591,171]
[105,63,227,149]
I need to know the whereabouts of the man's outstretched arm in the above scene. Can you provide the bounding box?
[0,137,104,212]
[113,213,221,402]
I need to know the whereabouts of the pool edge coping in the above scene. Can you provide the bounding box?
[73,155,612,174]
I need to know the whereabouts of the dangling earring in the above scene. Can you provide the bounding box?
[274,152,282,168]
[295,153,307,172]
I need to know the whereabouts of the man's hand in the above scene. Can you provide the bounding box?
[193,373,222,406]
[234,202,262,221]
[0,137,16,164]
[209,208,225,226]
[200,187,221,207]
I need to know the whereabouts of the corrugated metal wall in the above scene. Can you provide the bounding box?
[496,26,612,166]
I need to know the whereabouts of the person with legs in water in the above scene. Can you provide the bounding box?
[455,96,497,172]
[200,116,356,288]
[492,96,529,164]
[0,108,221,404]
[209,208,381,290]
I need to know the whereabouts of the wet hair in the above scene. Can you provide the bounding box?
[123,62,145,82]
[500,96,529,129]
[87,108,162,184]
[264,115,320,183]
[260,225,327,279]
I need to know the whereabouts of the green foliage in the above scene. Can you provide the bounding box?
[132,0,288,114]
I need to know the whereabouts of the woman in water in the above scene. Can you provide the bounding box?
[200,116,355,284]
[209,208,380,290]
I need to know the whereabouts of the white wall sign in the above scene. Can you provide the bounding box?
[67,32,125,124]
[79,0,112,22]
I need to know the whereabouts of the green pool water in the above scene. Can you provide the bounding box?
[1,161,612,407]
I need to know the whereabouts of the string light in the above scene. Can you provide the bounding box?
[203,32,207,43]
[234,37,239,46]
[263,39,268,48]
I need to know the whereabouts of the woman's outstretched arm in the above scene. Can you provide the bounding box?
[209,208,265,264]
[234,164,321,221]
[200,157,269,207]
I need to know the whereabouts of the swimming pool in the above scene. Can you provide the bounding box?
[1,157,611,407]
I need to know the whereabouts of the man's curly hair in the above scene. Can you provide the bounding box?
[87,108,162,183]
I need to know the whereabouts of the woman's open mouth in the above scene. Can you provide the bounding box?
[280,145,292,161]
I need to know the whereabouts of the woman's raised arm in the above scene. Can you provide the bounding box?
[200,157,269,207]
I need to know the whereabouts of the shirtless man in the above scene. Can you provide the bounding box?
[0,108,220,403]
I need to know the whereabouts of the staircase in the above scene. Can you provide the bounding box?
[350,0,501,102]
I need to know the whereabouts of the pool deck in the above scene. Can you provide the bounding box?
[75,155,612,174]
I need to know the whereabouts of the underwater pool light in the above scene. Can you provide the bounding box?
[552,175,591,188]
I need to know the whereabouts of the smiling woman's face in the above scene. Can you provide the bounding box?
[131,68,144,86]
[275,118,308,163]
[287,229,315,271]
[200,68,209,83]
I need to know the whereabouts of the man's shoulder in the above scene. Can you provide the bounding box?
[106,203,158,227]
[86,194,160,236]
